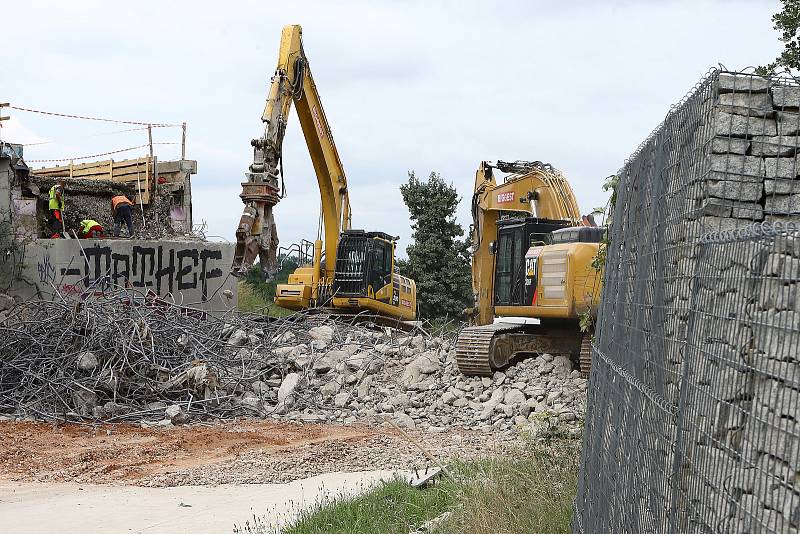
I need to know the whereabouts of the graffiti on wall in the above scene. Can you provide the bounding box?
[45,244,226,302]
[37,254,56,284]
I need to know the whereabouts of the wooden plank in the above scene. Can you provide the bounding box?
[36,158,115,173]
[37,163,150,181]
[35,156,150,175]
[70,166,148,178]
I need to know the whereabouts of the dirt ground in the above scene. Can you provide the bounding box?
[0,419,518,487]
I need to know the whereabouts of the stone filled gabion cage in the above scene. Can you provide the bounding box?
[573,69,800,534]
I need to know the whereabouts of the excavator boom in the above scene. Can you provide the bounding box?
[233,25,416,322]
[232,25,351,281]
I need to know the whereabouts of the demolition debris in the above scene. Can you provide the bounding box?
[0,291,587,434]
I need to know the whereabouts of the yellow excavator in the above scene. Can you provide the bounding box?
[455,160,603,376]
[231,24,416,322]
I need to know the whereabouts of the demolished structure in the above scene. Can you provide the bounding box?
[0,141,236,311]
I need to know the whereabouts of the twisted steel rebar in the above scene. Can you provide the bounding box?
[0,287,459,424]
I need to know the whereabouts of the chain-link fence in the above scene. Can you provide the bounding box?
[573,69,800,533]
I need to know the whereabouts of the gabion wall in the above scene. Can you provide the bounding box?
[573,70,800,534]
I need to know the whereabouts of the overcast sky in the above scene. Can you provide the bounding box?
[1,0,781,255]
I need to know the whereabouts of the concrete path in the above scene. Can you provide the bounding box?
[0,470,400,534]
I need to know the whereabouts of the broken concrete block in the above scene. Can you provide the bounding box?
[778,111,800,136]
[762,252,800,279]
[765,157,800,179]
[333,392,350,408]
[227,329,248,347]
[710,136,749,155]
[176,333,190,350]
[308,325,334,343]
[765,178,799,194]
[713,111,776,137]
[76,351,99,372]
[165,404,189,425]
[277,373,302,406]
[392,412,416,429]
[710,154,765,177]
[693,198,762,220]
[95,401,129,419]
[730,202,763,219]
[503,388,526,407]
[765,193,800,214]
[695,198,731,217]
[772,85,800,108]
[71,389,97,416]
[757,279,798,310]
[706,180,763,201]
[272,331,296,344]
[717,73,771,93]
[717,92,774,116]
[750,135,800,156]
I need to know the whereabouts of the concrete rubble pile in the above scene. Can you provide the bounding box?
[0,292,586,435]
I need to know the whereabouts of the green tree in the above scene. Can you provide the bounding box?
[758,0,800,74]
[399,171,472,320]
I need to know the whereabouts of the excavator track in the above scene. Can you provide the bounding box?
[455,323,522,376]
[579,335,593,378]
[456,322,585,377]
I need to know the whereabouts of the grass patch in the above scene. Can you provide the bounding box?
[237,281,293,317]
[436,436,580,534]
[289,477,456,534]
[234,434,581,534]
[236,259,298,317]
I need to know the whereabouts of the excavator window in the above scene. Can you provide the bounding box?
[369,240,392,297]
[333,232,394,300]
[551,226,604,244]
[495,217,570,307]
[495,226,526,306]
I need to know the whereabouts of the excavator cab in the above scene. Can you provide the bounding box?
[493,217,573,307]
[331,231,416,321]
[275,231,417,321]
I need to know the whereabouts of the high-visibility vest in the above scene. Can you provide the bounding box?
[80,220,102,234]
[49,185,64,211]
[112,195,133,210]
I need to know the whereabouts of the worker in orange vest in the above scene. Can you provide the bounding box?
[111,194,135,238]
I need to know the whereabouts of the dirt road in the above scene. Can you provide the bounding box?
[0,419,517,486]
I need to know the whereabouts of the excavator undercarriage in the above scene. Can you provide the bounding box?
[455,322,590,377]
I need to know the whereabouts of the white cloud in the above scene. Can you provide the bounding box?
[1,0,782,255]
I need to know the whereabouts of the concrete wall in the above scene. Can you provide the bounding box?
[10,238,237,313]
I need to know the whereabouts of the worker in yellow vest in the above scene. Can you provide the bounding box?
[111,194,135,238]
[78,219,104,239]
[47,179,66,238]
